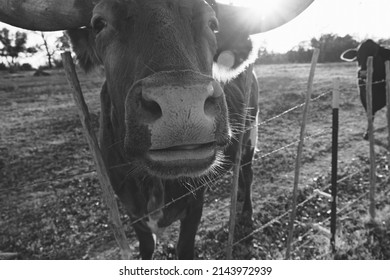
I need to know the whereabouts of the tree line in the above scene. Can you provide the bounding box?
[258,33,390,64]
[1,28,390,71]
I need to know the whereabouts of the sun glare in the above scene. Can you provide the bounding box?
[217,0,280,18]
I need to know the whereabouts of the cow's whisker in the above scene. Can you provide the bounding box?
[107,139,124,149]
[108,162,132,170]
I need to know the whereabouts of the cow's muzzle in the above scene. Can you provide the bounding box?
[124,70,229,178]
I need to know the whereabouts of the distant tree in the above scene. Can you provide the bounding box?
[0,28,37,68]
[254,34,365,65]
[286,41,313,63]
[310,34,359,62]
[37,32,55,69]
[377,38,390,47]
[34,32,70,69]
[283,34,359,63]
[257,47,289,64]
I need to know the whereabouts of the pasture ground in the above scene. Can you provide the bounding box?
[0,63,389,259]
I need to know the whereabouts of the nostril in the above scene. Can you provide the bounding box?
[140,94,162,123]
[204,96,217,117]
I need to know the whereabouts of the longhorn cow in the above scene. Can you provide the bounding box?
[341,39,389,140]
[0,0,314,259]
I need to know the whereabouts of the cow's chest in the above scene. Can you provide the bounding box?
[140,180,204,235]
[145,206,186,235]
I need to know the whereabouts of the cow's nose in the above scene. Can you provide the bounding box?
[140,80,222,125]
[137,73,224,150]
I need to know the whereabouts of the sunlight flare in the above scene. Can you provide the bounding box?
[217,0,282,19]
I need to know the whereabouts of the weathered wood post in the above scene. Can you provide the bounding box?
[226,63,254,260]
[285,48,320,259]
[61,52,132,259]
[366,56,376,222]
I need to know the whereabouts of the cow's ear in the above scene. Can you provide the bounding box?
[66,28,101,72]
[340,49,357,62]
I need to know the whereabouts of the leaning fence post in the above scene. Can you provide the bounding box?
[366,56,376,222]
[226,63,254,260]
[385,61,390,169]
[330,78,340,254]
[285,48,320,259]
[61,52,132,260]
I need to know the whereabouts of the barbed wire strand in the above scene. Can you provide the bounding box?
[289,171,365,250]
[0,170,97,193]
[1,94,330,194]
[125,128,331,228]
[305,188,389,260]
[358,78,386,86]
[257,91,331,127]
[224,169,362,254]
[0,124,330,238]
[253,129,329,166]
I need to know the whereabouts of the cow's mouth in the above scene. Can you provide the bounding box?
[149,142,215,162]
[146,142,218,178]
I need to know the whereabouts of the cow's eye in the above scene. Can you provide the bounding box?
[209,18,219,33]
[92,16,107,34]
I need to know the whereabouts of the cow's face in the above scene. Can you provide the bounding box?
[355,40,382,81]
[78,0,229,179]
[341,39,386,82]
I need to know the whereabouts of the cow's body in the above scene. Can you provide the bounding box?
[66,0,259,259]
[99,68,258,259]
[341,39,390,139]
[0,0,313,259]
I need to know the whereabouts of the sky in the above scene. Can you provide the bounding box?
[1,0,390,67]
[252,0,390,52]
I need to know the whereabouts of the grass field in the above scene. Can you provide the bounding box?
[0,62,389,259]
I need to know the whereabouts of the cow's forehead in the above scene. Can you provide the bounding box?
[358,40,380,59]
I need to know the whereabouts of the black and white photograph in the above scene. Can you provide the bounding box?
[0,0,389,266]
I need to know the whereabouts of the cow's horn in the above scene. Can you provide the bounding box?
[217,0,314,35]
[0,0,93,31]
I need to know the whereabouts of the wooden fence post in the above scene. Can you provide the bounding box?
[330,78,340,253]
[366,56,376,222]
[226,63,254,260]
[61,52,132,259]
[285,48,320,259]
